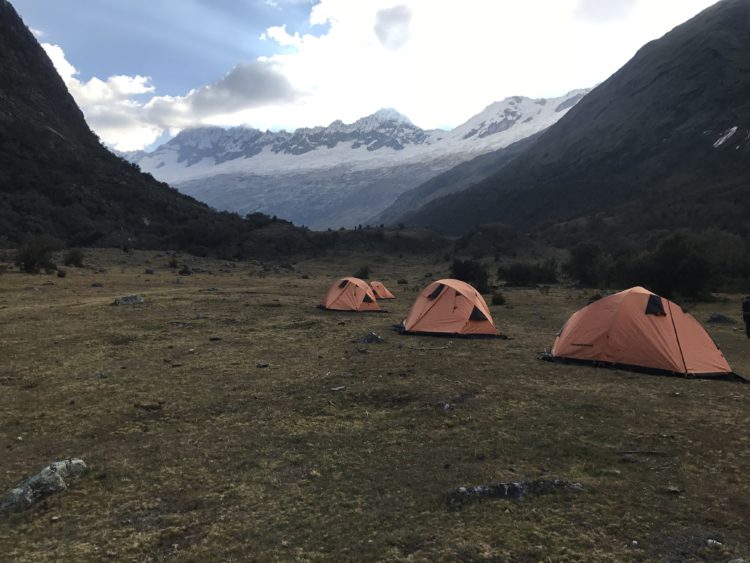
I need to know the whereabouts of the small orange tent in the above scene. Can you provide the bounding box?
[401,279,502,337]
[320,277,380,312]
[551,287,732,376]
[370,281,395,299]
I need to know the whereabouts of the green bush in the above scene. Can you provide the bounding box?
[615,233,712,298]
[563,243,607,287]
[449,258,490,293]
[14,235,61,274]
[63,248,85,267]
[498,259,557,286]
[491,291,506,306]
[355,265,370,279]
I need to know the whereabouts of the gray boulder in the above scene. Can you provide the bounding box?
[0,459,87,512]
[112,294,144,306]
[447,479,583,506]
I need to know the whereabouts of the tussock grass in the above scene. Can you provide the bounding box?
[0,249,749,560]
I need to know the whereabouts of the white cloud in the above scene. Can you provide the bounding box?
[226,0,719,133]
[42,43,297,151]
[42,0,720,150]
[374,5,412,50]
[575,0,638,22]
[30,27,45,38]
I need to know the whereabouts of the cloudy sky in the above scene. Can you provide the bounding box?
[15,0,719,151]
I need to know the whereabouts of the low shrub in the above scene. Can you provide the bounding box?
[450,258,490,293]
[491,292,506,306]
[14,235,61,274]
[498,259,557,286]
[63,248,85,267]
[355,265,370,279]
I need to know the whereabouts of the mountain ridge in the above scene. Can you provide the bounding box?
[398,0,750,241]
[124,89,589,228]
[0,0,309,257]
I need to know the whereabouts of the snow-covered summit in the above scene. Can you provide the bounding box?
[127,89,589,183]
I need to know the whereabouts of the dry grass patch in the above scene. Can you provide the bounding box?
[0,250,749,560]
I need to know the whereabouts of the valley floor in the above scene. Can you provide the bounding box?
[0,250,749,561]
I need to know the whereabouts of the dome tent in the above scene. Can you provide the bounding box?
[320,277,380,312]
[370,281,395,299]
[400,279,503,337]
[550,287,733,377]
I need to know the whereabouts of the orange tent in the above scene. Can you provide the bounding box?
[551,287,732,376]
[401,279,502,337]
[370,281,395,299]
[320,277,380,312]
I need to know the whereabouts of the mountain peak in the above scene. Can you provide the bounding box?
[371,107,412,125]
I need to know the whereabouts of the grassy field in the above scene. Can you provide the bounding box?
[1,249,749,561]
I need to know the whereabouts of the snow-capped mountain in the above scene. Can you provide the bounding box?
[126,89,589,228]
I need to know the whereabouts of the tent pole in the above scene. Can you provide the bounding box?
[666,300,689,375]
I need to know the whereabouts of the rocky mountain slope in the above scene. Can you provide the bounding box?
[0,0,305,256]
[127,91,589,229]
[399,0,750,241]
[371,132,542,226]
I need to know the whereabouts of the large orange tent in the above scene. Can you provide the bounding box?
[550,286,733,377]
[320,277,381,312]
[401,279,503,337]
[370,281,395,300]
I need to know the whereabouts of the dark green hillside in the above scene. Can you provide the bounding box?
[0,0,306,256]
[372,132,541,226]
[401,0,750,241]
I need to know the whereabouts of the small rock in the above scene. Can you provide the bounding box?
[706,539,722,547]
[257,362,270,368]
[50,515,60,522]
[95,372,107,379]
[331,386,346,392]
[91,282,103,288]
[357,332,383,344]
[209,336,222,342]
[447,479,583,505]
[112,295,144,306]
[664,485,681,495]
[144,268,155,275]
[620,454,638,463]
[0,459,87,513]
[706,313,736,324]
[134,401,164,411]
